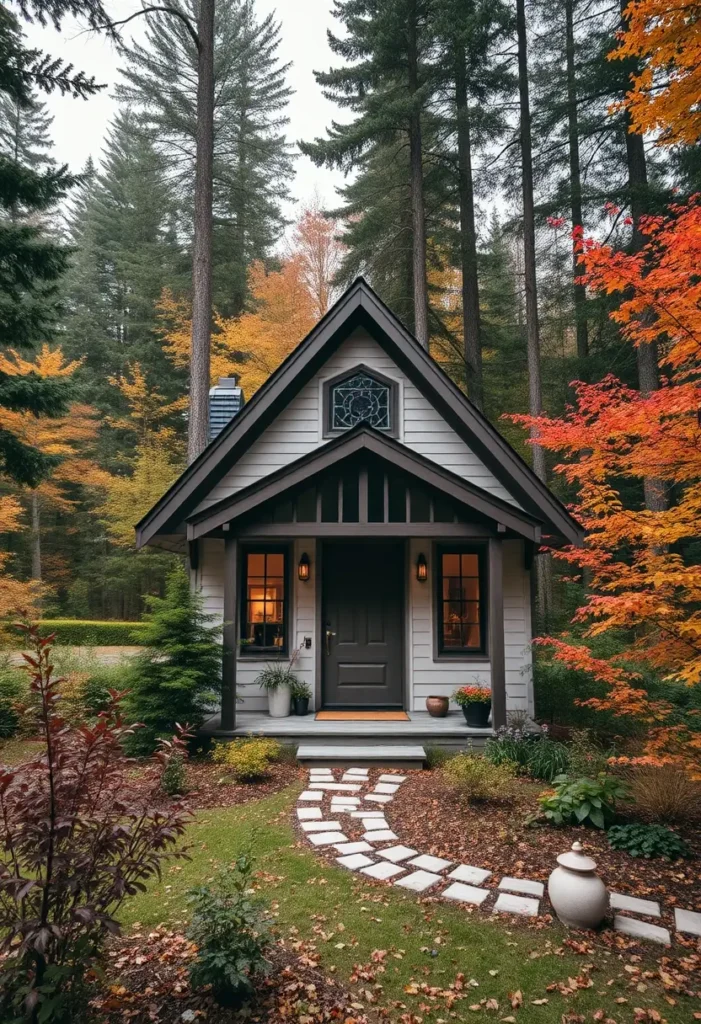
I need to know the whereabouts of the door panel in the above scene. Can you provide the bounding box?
[322,542,404,708]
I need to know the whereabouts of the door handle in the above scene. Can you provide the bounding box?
[325,630,336,655]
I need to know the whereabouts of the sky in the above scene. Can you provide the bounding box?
[24,0,349,220]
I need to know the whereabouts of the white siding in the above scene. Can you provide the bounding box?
[194,326,517,512]
[196,537,533,716]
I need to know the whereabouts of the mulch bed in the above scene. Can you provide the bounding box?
[126,757,304,810]
[88,927,370,1023]
[386,770,701,911]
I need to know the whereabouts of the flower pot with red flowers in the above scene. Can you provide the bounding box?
[452,685,492,728]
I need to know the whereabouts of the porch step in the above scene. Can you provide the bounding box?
[296,743,425,769]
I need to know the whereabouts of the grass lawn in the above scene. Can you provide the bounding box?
[121,785,696,1023]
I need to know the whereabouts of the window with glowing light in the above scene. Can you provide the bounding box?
[241,549,288,653]
[436,548,485,654]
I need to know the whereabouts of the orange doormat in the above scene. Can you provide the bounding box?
[315,711,410,721]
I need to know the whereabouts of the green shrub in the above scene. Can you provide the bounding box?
[187,853,271,1006]
[537,774,630,829]
[526,737,570,782]
[607,823,691,860]
[275,742,299,764]
[162,752,187,796]
[485,727,569,782]
[125,565,221,755]
[424,745,453,770]
[566,729,612,778]
[485,728,532,772]
[0,661,28,738]
[443,753,517,802]
[36,620,149,646]
[212,737,280,780]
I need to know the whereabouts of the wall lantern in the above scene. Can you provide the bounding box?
[298,552,311,582]
[416,552,428,582]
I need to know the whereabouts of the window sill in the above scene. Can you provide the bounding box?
[434,651,489,662]
[238,649,289,659]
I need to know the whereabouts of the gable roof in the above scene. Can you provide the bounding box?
[135,278,583,549]
[186,423,544,542]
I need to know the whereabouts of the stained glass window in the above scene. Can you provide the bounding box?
[438,550,484,652]
[330,372,391,431]
[242,550,287,652]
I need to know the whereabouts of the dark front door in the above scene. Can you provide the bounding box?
[322,542,404,708]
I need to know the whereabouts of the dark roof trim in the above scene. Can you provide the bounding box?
[186,425,544,542]
[136,278,583,549]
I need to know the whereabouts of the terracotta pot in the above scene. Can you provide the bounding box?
[462,701,491,728]
[426,695,449,718]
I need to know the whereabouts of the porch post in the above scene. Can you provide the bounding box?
[488,537,507,730]
[221,534,238,731]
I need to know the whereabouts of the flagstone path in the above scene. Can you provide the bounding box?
[296,767,701,946]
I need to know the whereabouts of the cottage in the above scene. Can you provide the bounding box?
[136,279,582,759]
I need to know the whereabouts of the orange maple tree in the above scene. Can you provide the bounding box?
[511,197,701,774]
[612,0,701,146]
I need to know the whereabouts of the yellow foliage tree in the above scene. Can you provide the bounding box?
[159,256,318,399]
[0,496,40,622]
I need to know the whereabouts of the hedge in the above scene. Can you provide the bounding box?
[37,620,150,646]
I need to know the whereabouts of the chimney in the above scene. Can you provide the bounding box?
[208,376,245,442]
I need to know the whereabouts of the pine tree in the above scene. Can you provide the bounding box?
[117,0,294,317]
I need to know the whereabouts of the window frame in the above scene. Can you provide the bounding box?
[434,543,488,659]
[239,544,291,657]
[322,364,400,439]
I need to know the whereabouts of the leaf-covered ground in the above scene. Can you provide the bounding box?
[101,785,701,1024]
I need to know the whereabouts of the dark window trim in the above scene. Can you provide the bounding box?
[433,542,488,659]
[239,543,291,657]
[322,363,400,439]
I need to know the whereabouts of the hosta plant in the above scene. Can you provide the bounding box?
[608,823,691,860]
[0,622,191,1024]
[537,774,629,829]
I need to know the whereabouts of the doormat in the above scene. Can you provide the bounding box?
[315,711,410,721]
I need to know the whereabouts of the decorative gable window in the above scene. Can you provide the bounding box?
[323,366,398,437]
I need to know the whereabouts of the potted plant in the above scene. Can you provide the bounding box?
[426,695,449,718]
[291,679,312,716]
[256,664,294,718]
[452,684,492,728]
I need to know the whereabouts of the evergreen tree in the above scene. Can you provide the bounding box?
[117,0,294,316]
[0,88,54,174]
[125,563,222,753]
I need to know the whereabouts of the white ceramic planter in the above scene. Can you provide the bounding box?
[268,684,291,719]
[548,841,608,930]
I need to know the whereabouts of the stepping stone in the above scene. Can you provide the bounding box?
[297,807,323,820]
[374,783,399,795]
[331,799,360,807]
[443,882,490,906]
[378,774,406,784]
[361,818,389,831]
[377,845,418,863]
[337,853,375,870]
[298,791,324,802]
[364,794,393,804]
[614,915,671,945]
[361,830,398,842]
[409,854,453,873]
[361,861,406,881]
[334,841,374,855]
[493,893,539,917]
[610,892,661,918]
[308,831,347,846]
[395,869,442,892]
[499,876,544,898]
[310,783,362,791]
[344,767,369,776]
[351,810,384,818]
[449,865,492,886]
[674,908,701,937]
[310,767,334,774]
[342,772,366,783]
[301,820,342,832]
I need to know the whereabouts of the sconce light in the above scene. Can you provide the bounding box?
[298,552,310,582]
[416,552,427,582]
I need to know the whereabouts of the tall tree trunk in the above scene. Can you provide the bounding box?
[407,2,429,349]
[455,46,483,408]
[30,491,41,583]
[188,0,215,464]
[517,0,550,624]
[565,0,588,362]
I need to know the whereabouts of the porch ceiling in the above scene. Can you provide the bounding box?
[185,424,544,542]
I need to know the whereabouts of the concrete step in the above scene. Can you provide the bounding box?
[296,743,425,768]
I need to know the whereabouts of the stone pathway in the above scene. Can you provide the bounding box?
[296,768,701,946]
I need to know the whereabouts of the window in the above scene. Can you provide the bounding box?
[241,548,288,653]
[324,366,398,436]
[437,548,485,654]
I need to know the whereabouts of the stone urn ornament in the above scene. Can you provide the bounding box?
[548,841,608,930]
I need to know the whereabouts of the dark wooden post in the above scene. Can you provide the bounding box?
[221,534,238,731]
[488,538,506,730]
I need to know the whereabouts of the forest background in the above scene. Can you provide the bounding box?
[0,0,698,655]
